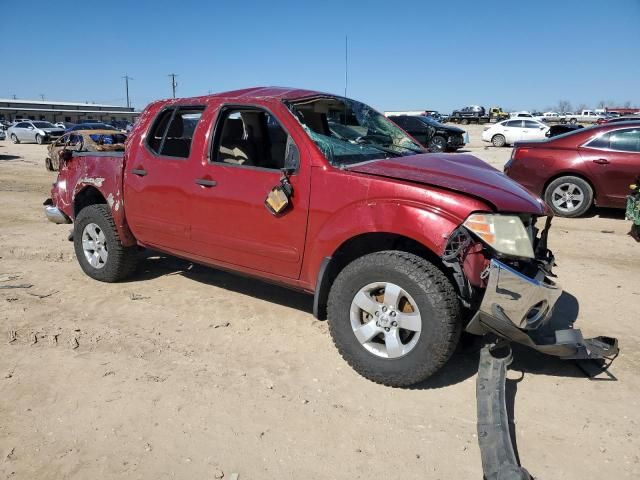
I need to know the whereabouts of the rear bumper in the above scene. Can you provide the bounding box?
[467,259,619,361]
[43,199,71,224]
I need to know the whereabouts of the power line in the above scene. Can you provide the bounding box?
[168,73,178,99]
[122,75,133,108]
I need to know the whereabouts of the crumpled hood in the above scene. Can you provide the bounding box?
[346,154,546,215]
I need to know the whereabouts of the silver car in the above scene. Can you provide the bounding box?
[7,121,65,144]
[0,128,6,141]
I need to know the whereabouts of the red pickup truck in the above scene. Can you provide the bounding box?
[44,87,617,386]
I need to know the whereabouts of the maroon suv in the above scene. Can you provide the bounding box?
[505,121,640,217]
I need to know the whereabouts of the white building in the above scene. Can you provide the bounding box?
[0,98,139,124]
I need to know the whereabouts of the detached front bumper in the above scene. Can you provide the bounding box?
[467,259,619,361]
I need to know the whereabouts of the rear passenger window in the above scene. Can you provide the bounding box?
[588,133,610,149]
[610,129,640,152]
[147,107,204,158]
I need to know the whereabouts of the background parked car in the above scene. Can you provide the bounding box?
[505,122,640,217]
[599,115,640,125]
[45,130,127,171]
[65,123,119,133]
[7,121,65,144]
[481,118,549,147]
[389,115,468,152]
[0,128,5,141]
[54,122,76,129]
[546,124,583,137]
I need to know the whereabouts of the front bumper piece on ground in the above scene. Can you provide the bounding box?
[467,259,619,361]
[476,345,532,480]
[43,198,71,224]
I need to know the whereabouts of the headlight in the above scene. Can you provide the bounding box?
[463,213,534,259]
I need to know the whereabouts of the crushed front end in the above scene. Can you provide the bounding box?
[443,213,619,362]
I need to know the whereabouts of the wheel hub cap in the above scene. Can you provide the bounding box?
[551,182,584,212]
[350,282,422,359]
[82,223,108,269]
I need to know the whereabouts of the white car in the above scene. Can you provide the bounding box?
[481,119,550,147]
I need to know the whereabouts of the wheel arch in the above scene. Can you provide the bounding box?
[74,186,107,217]
[73,185,136,246]
[313,232,453,320]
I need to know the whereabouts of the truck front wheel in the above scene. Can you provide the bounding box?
[73,204,138,282]
[327,251,461,387]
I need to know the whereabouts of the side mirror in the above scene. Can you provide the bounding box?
[283,136,300,174]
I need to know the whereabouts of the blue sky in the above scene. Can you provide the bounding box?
[2,0,639,112]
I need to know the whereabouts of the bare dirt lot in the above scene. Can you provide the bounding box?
[1,125,639,479]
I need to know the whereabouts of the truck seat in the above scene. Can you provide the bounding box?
[218,118,255,165]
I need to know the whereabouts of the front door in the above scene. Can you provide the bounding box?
[582,127,640,207]
[188,106,310,279]
[123,106,205,252]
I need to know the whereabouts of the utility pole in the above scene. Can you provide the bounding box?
[12,94,17,100]
[168,73,178,99]
[122,74,133,108]
[39,94,45,101]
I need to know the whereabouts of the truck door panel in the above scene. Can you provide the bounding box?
[189,106,310,279]
[124,107,205,251]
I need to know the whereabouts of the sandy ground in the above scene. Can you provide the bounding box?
[1,125,639,480]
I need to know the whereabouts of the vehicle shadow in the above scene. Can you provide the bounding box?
[0,154,22,161]
[129,251,314,314]
[130,253,610,388]
[584,207,626,220]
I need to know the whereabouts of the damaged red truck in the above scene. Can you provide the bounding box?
[44,87,618,386]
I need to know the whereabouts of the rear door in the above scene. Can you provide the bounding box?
[520,120,547,141]
[188,104,311,279]
[501,120,523,143]
[581,127,640,206]
[123,105,205,252]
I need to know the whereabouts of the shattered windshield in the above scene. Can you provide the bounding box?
[287,96,423,166]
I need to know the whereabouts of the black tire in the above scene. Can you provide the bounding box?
[11,134,19,144]
[491,134,506,147]
[327,251,461,387]
[461,118,470,125]
[569,118,577,125]
[544,175,593,217]
[36,134,44,145]
[73,204,138,282]
[428,135,447,153]
[45,158,54,171]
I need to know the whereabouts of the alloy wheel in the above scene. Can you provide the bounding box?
[350,282,422,359]
[551,182,585,213]
[82,222,108,269]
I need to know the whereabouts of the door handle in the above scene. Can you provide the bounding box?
[131,168,147,176]
[195,178,217,187]
[592,158,610,165]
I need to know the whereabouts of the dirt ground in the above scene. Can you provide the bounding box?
[1,125,639,480]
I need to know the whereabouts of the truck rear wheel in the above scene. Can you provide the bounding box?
[461,118,469,125]
[73,204,138,282]
[327,251,461,387]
